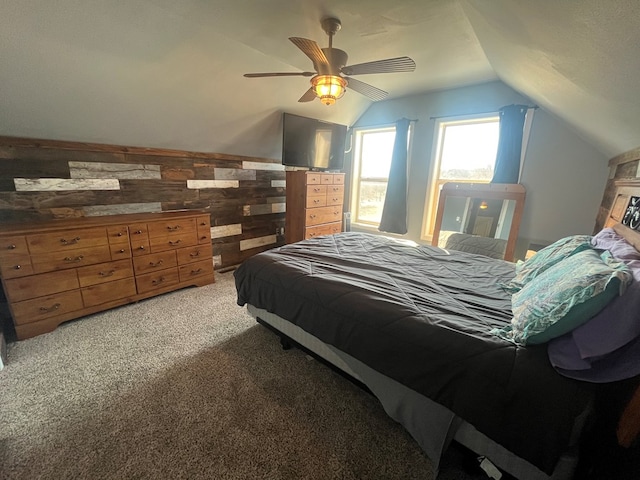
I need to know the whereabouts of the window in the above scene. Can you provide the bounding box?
[350,126,397,227]
[422,115,500,239]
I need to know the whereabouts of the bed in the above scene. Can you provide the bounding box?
[234,213,640,479]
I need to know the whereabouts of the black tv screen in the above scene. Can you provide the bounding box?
[282,113,347,171]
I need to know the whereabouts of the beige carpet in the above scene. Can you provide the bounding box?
[0,271,484,480]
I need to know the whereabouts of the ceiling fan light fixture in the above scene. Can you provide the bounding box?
[311,75,347,105]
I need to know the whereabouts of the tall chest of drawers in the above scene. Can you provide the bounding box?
[0,211,214,340]
[285,171,345,244]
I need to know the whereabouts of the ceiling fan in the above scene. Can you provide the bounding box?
[243,17,416,106]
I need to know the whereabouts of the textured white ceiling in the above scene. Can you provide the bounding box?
[0,0,638,159]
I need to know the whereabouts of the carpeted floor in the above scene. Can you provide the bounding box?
[0,271,488,480]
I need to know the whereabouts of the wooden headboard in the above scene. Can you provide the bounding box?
[604,179,640,250]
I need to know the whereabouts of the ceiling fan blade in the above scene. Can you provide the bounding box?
[345,77,388,101]
[289,37,329,69]
[298,88,317,103]
[341,56,416,76]
[244,72,315,78]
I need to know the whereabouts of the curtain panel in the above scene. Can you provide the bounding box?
[378,118,411,234]
[491,104,529,184]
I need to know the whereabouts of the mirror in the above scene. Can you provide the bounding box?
[432,183,526,261]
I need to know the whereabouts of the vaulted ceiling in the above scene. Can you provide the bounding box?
[1,0,638,159]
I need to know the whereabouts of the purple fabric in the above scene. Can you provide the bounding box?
[548,229,640,382]
[551,333,640,383]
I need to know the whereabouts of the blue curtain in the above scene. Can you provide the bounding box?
[491,105,528,184]
[378,118,411,234]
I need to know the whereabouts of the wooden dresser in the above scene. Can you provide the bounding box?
[0,211,214,339]
[285,171,345,243]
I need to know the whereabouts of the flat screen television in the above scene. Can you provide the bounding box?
[282,113,348,171]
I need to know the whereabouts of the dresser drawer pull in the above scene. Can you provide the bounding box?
[313,199,321,204]
[118,248,125,253]
[333,211,339,215]
[117,232,123,237]
[313,187,321,192]
[189,250,201,258]
[167,225,181,231]
[169,240,182,246]
[40,303,61,313]
[14,264,22,270]
[98,270,116,277]
[138,246,145,250]
[190,268,203,275]
[149,259,164,267]
[7,244,16,250]
[60,236,81,245]
[309,214,317,219]
[64,255,84,263]
[134,230,143,235]
[200,236,207,241]
[152,277,165,285]
[200,222,207,226]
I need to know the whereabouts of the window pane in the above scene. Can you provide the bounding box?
[360,131,396,178]
[440,122,499,181]
[357,181,388,223]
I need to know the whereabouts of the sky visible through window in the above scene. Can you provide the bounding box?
[440,120,499,180]
[360,130,396,178]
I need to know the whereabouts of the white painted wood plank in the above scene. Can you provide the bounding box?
[69,161,161,179]
[271,203,286,213]
[83,202,162,216]
[14,178,120,191]
[187,180,239,189]
[242,161,284,171]
[210,224,242,239]
[271,180,286,188]
[240,235,277,251]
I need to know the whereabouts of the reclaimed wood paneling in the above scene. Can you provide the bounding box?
[0,136,286,269]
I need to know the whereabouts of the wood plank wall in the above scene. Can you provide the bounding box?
[0,136,286,269]
[596,146,640,232]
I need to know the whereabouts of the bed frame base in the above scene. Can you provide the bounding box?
[249,305,580,480]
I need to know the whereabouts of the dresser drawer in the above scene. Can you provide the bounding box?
[0,256,34,279]
[110,243,132,260]
[305,206,343,227]
[11,290,84,325]
[147,218,196,238]
[306,173,322,185]
[306,195,327,208]
[27,227,108,254]
[82,277,137,307]
[149,231,198,253]
[306,185,327,197]
[178,259,214,283]
[31,245,112,274]
[4,270,80,303]
[133,250,177,275]
[107,225,129,244]
[197,221,211,244]
[129,224,149,256]
[326,185,344,205]
[0,235,30,258]
[136,269,180,294]
[320,174,334,185]
[305,222,342,239]
[77,259,134,287]
[332,174,345,185]
[176,245,212,265]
